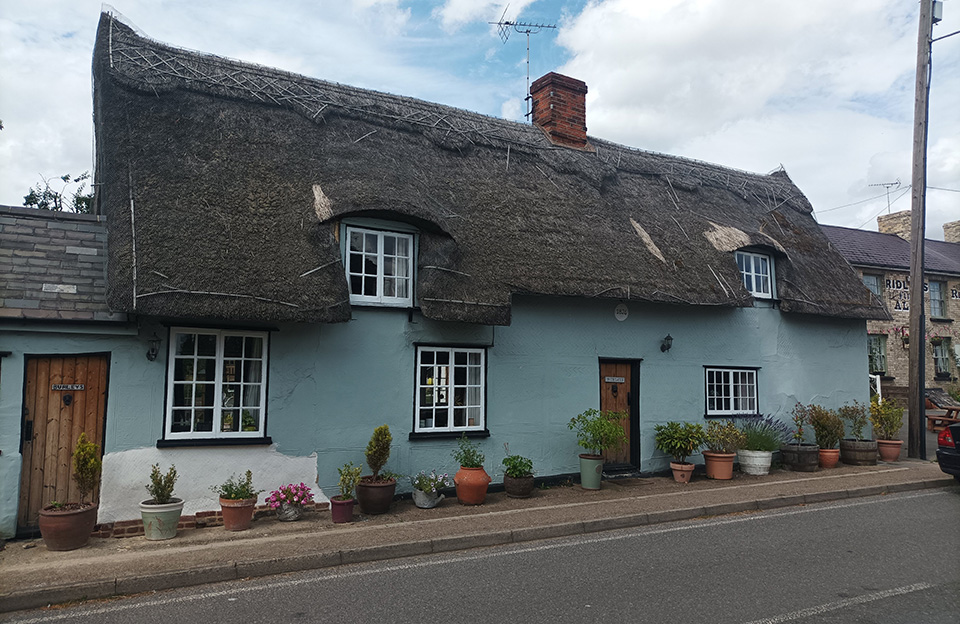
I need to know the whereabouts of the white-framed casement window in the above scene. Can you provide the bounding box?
[867,334,887,374]
[165,328,268,440]
[862,274,882,297]
[415,347,485,433]
[346,226,413,306]
[735,251,774,299]
[705,367,758,416]
[933,340,951,377]
[929,281,946,318]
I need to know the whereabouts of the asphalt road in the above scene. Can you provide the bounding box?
[3,489,958,624]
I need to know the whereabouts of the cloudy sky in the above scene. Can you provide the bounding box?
[1,0,957,238]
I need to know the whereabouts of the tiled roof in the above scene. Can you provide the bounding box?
[820,224,960,277]
[0,205,126,322]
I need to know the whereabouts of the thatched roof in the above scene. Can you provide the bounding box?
[92,12,887,325]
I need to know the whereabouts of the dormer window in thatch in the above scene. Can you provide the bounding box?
[735,250,775,299]
[346,226,414,307]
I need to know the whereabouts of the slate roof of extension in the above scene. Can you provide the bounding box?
[821,225,960,277]
[91,12,887,326]
[0,205,125,322]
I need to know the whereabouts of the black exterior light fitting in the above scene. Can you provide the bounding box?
[146,333,162,361]
[660,334,673,352]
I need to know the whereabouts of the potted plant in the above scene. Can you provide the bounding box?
[410,470,451,509]
[870,397,904,462]
[210,470,262,531]
[355,424,397,515]
[808,406,845,469]
[139,463,184,540]
[780,404,820,472]
[702,420,745,480]
[38,433,102,551]
[567,408,628,489]
[452,434,491,505]
[331,462,361,523]
[501,444,535,498]
[654,421,706,483]
[266,482,314,522]
[736,416,790,475]
[838,400,877,465]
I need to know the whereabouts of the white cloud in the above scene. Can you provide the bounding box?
[434,0,536,32]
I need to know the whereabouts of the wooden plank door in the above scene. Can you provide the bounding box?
[599,361,632,467]
[18,354,109,533]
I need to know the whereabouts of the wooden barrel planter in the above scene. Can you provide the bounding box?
[839,439,877,466]
[780,444,819,472]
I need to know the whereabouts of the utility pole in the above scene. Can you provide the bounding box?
[907,0,936,459]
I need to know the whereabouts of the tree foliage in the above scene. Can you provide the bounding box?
[24,172,93,214]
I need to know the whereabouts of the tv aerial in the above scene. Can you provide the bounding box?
[868,179,901,213]
[490,5,556,119]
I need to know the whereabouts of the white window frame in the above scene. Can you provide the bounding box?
[933,340,950,376]
[929,281,946,318]
[415,346,486,433]
[735,251,774,299]
[862,274,882,297]
[346,226,414,307]
[165,328,269,440]
[867,334,887,374]
[705,367,759,416]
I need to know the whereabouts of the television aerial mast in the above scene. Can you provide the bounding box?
[868,178,901,213]
[490,5,556,119]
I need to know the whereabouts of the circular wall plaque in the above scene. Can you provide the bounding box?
[614,303,629,321]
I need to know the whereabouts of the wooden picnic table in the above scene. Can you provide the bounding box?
[925,388,960,432]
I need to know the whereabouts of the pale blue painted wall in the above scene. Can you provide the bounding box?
[0,297,868,537]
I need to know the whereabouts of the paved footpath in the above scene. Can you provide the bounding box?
[1,460,955,613]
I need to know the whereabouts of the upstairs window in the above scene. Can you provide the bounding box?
[346,227,413,306]
[867,334,887,374]
[929,281,946,318]
[862,274,882,297]
[735,251,773,299]
[705,367,758,416]
[933,340,951,378]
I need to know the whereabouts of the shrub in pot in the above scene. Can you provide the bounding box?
[567,408,628,489]
[838,400,877,465]
[870,397,904,462]
[140,463,184,540]
[356,424,397,514]
[452,434,491,505]
[781,404,820,472]
[410,470,450,509]
[211,470,262,531]
[808,406,844,469]
[735,416,790,475]
[501,445,535,498]
[654,421,706,483]
[702,420,745,480]
[38,433,102,551]
[331,462,361,523]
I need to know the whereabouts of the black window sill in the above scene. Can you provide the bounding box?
[929,318,953,324]
[156,437,272,448]
[879,375,895,381]
[704,413,760,419]
[934,373,952,381]
[409,429,490,441]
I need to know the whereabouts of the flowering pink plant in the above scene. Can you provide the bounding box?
[266,482,314,509]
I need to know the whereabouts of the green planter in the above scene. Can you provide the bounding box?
[140,498,184,540]
[579,454,604,490]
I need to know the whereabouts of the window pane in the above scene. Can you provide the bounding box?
[173,384,192,407]
[194,409,214,432]
[243,360,262,383]
[454,407,466,428]
[171,410,191,433]
[242,385,261,407]
[222,384,239,408]
[419,409,433,429]
[384,235,396,255]
[467,407,480,426]
[383,277,396,297]
[364,233,378,253]
[241,409,259,431]
[224,336,243,357]
[222,360,239,383]
[383,256,395,277]
[467,387,481,407]
[175,333,196,356]
[350,275,363,294]
[435,409,448,428]
[174,358,194,381]
[454,366,467,385]
[197,334,217,356]
[195,383,216,407]
[350,231,363,252]
[364,276,376,295]
[396,237,410,257]
[221,409,239,432]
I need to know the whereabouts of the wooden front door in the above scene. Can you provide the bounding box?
[599,360,636,468]
[18,354,109,534]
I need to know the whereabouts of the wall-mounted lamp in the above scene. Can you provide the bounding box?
[146,333,161,361]
[660,334,673,352]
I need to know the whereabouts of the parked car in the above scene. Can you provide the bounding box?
[935,423,960,483]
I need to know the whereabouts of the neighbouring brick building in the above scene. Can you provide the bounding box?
[822,212,960,398]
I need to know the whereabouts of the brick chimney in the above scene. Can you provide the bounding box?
[944,220,960,243]
[877,210,912,240]
[530,72,590,150]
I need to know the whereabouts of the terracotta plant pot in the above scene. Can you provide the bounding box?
[877,439,903,462]
[780,443,820,472]
[38,503,99,551]
[330,496,355,523]
[738,449,773,476]
[578,453,604,490]
[818,448,840,469]
[219,497,257,531]
[669,461,695,483]
[356,477,397,515]
[454,466,491,505]
[702,451,735,480]
[139,498,184,540]
[840,439,878,466]
[503,474,535,498]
